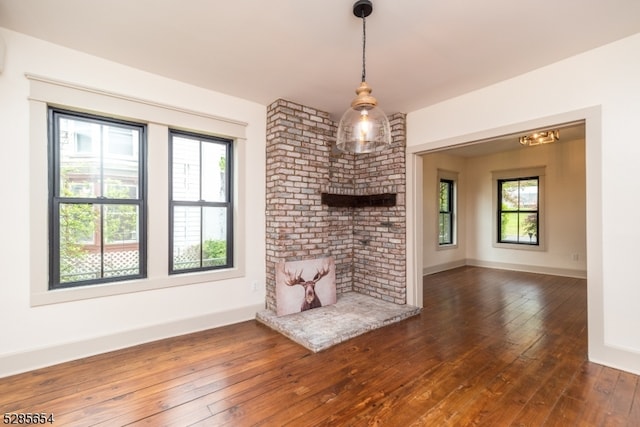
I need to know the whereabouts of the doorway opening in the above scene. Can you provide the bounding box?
[418,121,586,280]
[405,107,603,364]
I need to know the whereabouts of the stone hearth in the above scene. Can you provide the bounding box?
[256,292,420,352]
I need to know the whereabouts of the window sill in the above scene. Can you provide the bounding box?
[492,241,546,252]
[436,243,458,251]
[31,267,244,307]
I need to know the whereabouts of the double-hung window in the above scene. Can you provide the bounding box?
[32,75,246,305]
[49,108,146,289]
[498,176,539,245]
[438,179,454,245]
[170,130,233,273]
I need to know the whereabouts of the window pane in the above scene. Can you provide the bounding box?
[103,125,139,199]
[106,126,137,157]
[102,204,140,278]
[173,206,202,270]
[500,181,519,210]
[59,203,100,283]
[439,213,451,244]
[59,202,97,244]
[58,203,141,283]
[520,213,538,244]
[105,181,138,199]
[172,136,201,201]
[59,117,101,198]
[500,212,519,242]
[201,142,227,202]
[439,181,449,212]
[203,207,228,267]
[104,204,139,244]
[103,250,140,278]
[519,179,538,210]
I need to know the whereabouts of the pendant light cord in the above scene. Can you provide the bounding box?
[361,10,367,83]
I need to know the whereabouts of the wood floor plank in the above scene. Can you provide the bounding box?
[203,325,441,425]
[84,339,307,426]
[575,366,624,426]
[6,327,293,421]
[1,267,638,426]
[544,394,585,427]
[509,358,580,426]
[1,321,276,411]
[628,379,640,427]
[609,371,639,418]
[321,346,497,426]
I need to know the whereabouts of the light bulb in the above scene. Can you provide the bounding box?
[358,110,371,142]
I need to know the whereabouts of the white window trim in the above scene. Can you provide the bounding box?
[436,169,458,250]
[492,166,546,252]
[28,74,247,306]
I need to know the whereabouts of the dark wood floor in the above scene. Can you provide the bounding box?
[2,267,639,426]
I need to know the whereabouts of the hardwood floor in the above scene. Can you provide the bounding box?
[2,267,639,426]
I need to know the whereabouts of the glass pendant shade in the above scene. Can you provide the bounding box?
[336,104,391,153]
[336,81,391,153]
[336,1,391,154]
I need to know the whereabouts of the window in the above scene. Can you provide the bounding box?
[436,170,458,249]
[49,108,146,289]
[31,75,247,305]
[498,176,539,245]
[170,130,233,273]
[439,179,454,245]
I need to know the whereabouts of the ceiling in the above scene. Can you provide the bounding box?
[439,121,585,158]
[1,0,640,122]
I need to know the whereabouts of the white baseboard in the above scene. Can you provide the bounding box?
[466,259,587,279]
[423,258,587,279]
[0,303,263,378]
[422,259,467,276]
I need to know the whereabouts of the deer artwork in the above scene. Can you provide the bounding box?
[283,263,331,312]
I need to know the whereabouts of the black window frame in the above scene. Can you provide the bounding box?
[438,178,454,245]
[48,108,147,289]
[169,129,234,274]
[497,176,540,246]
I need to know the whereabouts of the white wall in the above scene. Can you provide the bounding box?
[422,138,587,276]
[406,32,640,375]
[0,28,266,377]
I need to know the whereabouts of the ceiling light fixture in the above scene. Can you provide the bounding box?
[336,0,391,154]
[519,130,560,146]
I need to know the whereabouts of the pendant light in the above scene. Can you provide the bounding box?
[336,0,391,154]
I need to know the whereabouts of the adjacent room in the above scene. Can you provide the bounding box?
[1,0,639,424]
[420,122,586,280]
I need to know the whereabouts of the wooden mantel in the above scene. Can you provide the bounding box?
[320,192,396,208]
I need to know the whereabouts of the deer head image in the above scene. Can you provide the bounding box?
[283,263,331,312]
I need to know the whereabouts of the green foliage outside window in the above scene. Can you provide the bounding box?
[203,239,227,266]
[58,170,139,283]
[498,177,539,244]
[59,168,97,282]
[104,178,138,244]
[178,239,227,270]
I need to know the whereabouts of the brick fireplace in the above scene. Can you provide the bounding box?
[265,99,406,313]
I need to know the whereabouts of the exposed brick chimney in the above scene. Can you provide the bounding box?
[265,99,406,312]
